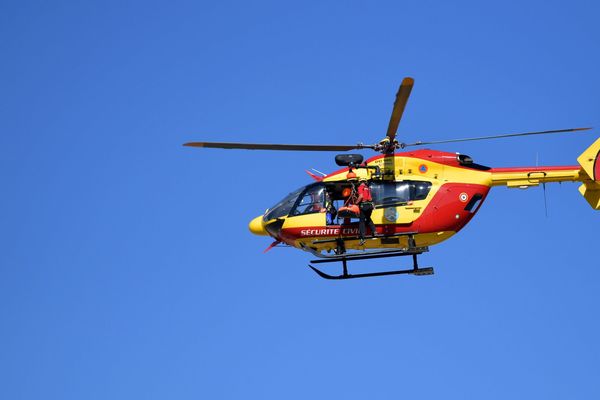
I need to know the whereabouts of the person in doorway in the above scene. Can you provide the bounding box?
[356,177,377,245]
[323,190,337,224]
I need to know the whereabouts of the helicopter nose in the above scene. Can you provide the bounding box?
[248,215,268,236]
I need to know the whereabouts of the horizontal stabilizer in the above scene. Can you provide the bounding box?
[578,182,600,209]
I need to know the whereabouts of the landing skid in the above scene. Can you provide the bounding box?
[308,250,434,280]
[302,232,433,280]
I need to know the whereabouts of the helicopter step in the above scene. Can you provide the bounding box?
[308,251,434,280]
[308,231,423,256]
[302,244,429,259]
[310,231,419,246]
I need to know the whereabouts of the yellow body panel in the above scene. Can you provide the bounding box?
[284,212,327,229]
[249,215,268,236]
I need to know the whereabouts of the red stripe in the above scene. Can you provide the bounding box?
[490,165,579,173]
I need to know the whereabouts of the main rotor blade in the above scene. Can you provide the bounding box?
[386,77,414,142]
[402,127,592,147]
[183,141,374,151]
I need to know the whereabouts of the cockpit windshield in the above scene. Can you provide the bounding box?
[263,186,304,221]
[263,183,326,221]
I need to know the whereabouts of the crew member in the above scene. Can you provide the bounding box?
[341,171,359,224]
[323,190,337,224]
[356,176,376,245]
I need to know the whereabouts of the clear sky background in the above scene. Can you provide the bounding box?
[2,1,600,399]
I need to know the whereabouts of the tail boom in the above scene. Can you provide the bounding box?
[489,137,600,209]
[489,166,582,188]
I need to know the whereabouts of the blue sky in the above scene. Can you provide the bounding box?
[2,1,600,398]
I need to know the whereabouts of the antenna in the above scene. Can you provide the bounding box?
[537,152,548,217]
[543,182,548,218]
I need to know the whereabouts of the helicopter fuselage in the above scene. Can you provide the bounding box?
[250,148,585,254]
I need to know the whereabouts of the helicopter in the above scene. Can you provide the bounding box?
[185,77,599,280]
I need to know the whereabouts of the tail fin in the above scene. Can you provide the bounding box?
[577,137,600,209]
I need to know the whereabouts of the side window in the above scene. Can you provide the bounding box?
[371,182,410,206]
[412,181,432,200]
[290,185,325,216]
[371,181,432,206]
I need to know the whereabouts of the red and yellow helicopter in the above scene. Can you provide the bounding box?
[185,78,599,279]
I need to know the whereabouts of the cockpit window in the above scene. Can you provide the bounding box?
[290,184,325,216]
[264,187,304,221]
[264,183,328,221]
[370,180,432,207]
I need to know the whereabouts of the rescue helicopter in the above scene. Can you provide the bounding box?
[185,78,599,279]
